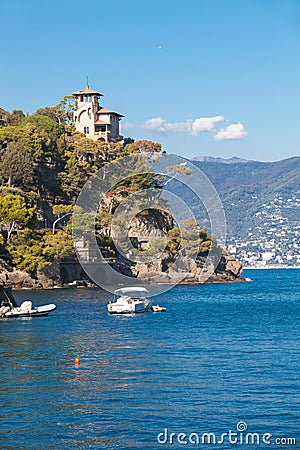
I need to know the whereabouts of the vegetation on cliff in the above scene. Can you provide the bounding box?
[0,101,168,276]
[0,100,241,284]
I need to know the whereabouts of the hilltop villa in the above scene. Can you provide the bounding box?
[72,84,124,142]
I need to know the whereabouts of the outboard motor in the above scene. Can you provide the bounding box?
[0,284,19,310]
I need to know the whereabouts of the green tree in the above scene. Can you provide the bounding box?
[0,115,66,199]
[52,204,73,233]
[42,231,75,259]
[7,228,75,273]
[57,95,77,125]
[0,141,34,188]
[18,115,66,200]
[123,137,135,146]
[58,134,108,200]
[8,248,38,273]
[166,227,181,255]
[10,110,25,125]
[0,194,36,241]
[6,229,42,273]
[0,123,44,159]
[35,95,77,126]
[22,114,65,155]
[96,211,113,237]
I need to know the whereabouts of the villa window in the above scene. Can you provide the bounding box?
[84,126,90,134]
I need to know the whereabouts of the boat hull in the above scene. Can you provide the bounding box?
[4,304,57,318]
[108,299,151,314]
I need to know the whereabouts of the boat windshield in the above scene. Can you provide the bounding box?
[114,288,148,300]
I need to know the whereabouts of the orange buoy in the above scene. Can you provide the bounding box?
[74,357,81,366]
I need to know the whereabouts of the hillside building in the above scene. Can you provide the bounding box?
[72,84,124,142]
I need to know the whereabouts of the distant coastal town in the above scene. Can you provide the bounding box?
[228,193,300,268]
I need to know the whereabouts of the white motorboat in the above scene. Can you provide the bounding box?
[0,285,56,318]
[3,301,56,317]
[107,287,151,314]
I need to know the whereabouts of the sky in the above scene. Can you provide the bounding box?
[0,0,299,162]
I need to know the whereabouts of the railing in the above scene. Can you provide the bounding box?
[94,131,109,136]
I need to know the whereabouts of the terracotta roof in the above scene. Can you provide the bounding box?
[95,120,110,125]
[97,107,124,117]
[72,84,103,96]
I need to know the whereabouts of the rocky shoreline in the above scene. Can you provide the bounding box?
[116,249,245,285]
[0,259,62,290]
[0,248,245,290]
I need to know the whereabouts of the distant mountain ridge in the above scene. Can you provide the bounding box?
[192,156,300,198]
[192,155,251,164]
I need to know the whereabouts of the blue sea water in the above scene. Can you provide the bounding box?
[0,269,299,449]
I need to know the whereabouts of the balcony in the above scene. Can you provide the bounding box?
[94,131,109,137]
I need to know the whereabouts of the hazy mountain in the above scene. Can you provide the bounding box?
[192,155,251,164]
[182,156,300,266]
[191,156,300,237]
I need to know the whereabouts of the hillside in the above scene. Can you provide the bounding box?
[191,157,300,267]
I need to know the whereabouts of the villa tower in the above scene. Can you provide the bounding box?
[72,84,124,142]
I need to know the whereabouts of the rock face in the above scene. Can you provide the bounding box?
[0,247,244,290]
[0,259,62,290]
[128,210,172,250]
[0,207,244,290]
[116,248,244,284]
[121,209,244,283]
[222,254,243,278]
[97,194,245,285]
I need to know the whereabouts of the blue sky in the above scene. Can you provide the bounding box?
[1,0,299,161]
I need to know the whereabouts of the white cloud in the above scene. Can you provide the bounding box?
[215,123,247,140]
[166,121,191,133]
[121,121,134,131]
[142,117,167,133]
[191,116,225,135]
[142,115,225,136]
[142,116,247,141]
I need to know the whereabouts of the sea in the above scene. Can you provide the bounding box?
[0,269,299,449]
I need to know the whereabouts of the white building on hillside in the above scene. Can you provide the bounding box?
[72,84,124,143]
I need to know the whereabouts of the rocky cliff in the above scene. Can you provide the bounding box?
[0,258,62,290]
[0,246,244,290]
[0,208,244,289]
[116,209,244,284]
[116,247,244,284]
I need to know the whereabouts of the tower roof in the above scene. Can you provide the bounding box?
[95,119,110,125]
[98,107,124,117]
[72,84,103,96]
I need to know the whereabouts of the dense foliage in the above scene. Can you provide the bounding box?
[0,100,213,276]
[0,100,172,274]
